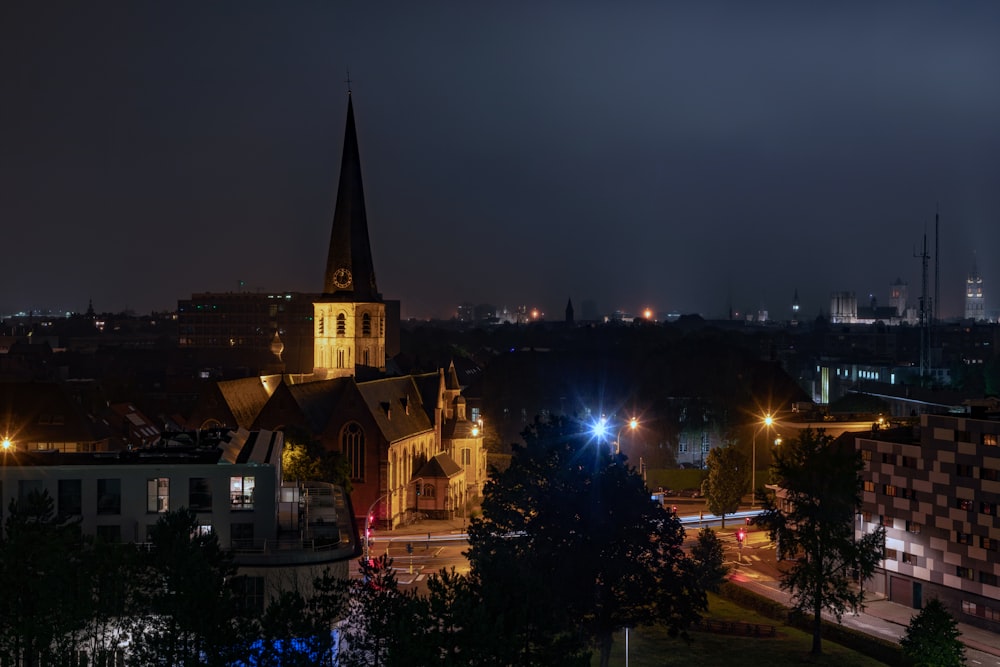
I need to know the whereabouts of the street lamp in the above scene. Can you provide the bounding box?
[363,477,425,562]
[751,414,774,509]
[615,418,639,455]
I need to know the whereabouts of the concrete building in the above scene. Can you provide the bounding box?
[0,428,360,612]
[857,413,1000,632]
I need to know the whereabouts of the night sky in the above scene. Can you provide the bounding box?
[4,2,1000,321]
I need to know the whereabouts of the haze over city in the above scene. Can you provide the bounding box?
[4,2,1000,321]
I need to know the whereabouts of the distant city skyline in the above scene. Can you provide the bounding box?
[3,3,999,322]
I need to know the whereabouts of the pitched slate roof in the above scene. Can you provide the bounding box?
[416,452,463,479]
[357,376,434,444]
[216,377,274,429]
[283,378,353,434]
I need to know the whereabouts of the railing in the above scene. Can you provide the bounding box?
[230,534,344,554]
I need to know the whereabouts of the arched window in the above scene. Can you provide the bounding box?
[362,312,371,337]
[342,423,365,481]
[422,484,436,498]
[336,313,346,336]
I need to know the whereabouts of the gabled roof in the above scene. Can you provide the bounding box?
[416,452,463,479]
[283,378,353,434]
[411,371,442,421]
[216,377,274,429]
[357,376,434,443]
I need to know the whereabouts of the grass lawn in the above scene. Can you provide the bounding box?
[592,594,889,666]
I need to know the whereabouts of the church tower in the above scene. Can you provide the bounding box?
[965,258,985,322]
[314,93,386,378]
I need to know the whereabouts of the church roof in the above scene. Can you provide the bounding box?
[284,378,353,433]
[446,360,461,390]
[321,93,381,303]
[416,452,463,479]
[216,377,273,430]
[357,376,434,443]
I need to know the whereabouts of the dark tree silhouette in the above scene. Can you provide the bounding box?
[467,415,705,667]
[756,428,885,655]
[900,598,967,667]
[704,443,748,528]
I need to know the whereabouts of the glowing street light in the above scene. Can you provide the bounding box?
[751,414,775,509]
[616,418,639,455]
[1,437,12,451]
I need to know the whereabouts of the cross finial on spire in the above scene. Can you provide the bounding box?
[345,68,353,94]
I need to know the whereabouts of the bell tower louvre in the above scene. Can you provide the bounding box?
[314,92,386,378]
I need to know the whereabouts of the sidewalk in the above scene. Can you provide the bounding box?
[732,536,1000,660]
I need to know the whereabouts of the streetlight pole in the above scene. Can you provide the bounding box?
[363,476,425,562]
[751,414,773,510]
[614,417,639,455]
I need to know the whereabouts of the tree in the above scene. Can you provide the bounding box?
[132,508,247,666]
[467,415,705,667]
[704,443,748,528]
[339,555,429,667]
[755,428,885,655]
[0,490,89,667]
[282,426,352,492]
[900,598,966,667]
[690,527,729,593]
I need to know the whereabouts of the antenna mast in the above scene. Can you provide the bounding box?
[914,230,931,384]
[934,205,940,324]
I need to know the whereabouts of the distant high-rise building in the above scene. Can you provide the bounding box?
[791,289,800,323]
[830,292,857,324]
[889,278,908,317]
[965,261,985,321]
[565,298,574,325]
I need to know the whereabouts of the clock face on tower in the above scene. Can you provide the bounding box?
[332,267,353,289]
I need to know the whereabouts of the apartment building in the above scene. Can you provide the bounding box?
[857,413,1000,632]
[0,428,360,611]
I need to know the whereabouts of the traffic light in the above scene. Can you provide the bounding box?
[745,517,752,526]
[737,529,745,544]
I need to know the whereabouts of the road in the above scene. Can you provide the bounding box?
[350,513,1000,664]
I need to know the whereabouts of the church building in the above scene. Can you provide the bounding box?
[187,92,486,530]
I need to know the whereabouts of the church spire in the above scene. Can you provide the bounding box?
[323,93,381,302]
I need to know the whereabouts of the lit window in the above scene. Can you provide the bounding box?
[905,521,921,534]
[984,434,998,447]
[230,476,255,510]
[147,477,169,513]
[883,484,897,497]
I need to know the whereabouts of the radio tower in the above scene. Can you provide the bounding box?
[915,230,931,383]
